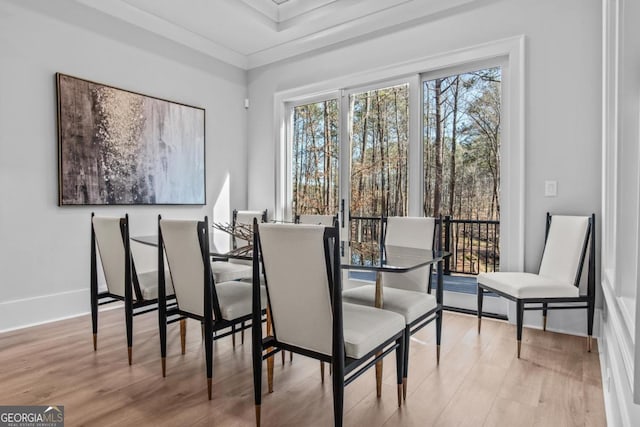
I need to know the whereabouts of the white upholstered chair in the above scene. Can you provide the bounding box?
[210,209,268,281]
[293,213,337,369]
[210,209,267,345]
[477,213,596,358]
[252,222,405,427]
[90,213,175,365]
[158,216,266,399]
[342,216,442,399]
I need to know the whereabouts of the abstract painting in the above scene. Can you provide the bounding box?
[57,73,205,205]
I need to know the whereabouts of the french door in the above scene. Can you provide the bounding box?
[284,69,507,316]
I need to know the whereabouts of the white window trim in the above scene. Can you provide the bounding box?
[274,35,525,271]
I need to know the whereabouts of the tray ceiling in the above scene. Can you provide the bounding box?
[73,0,477,69]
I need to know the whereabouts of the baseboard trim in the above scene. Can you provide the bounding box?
[0,288,117,333]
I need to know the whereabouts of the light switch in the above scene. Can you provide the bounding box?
[544,180,557,197]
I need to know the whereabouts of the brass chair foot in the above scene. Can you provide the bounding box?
[588,335,592,352]
[477,318,481,334]
[161,357,166,377]
[436,345,441,364]
[281,350,285,366]
[180,319,187,355]
[397,384,402,407]
[402,377,407,401]
[543,315,547,331]
[517,340,521,358]
[320,361,325,383]
[93,333,97,351]
[207,378,212,400]
[232,331,236,347]
[255,405,261,427]
[128,347,132,365]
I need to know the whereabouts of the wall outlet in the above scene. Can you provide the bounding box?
[544,180,557,197]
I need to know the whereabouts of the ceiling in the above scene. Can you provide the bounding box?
[74,0,477,69]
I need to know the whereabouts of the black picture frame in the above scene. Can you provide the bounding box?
[56,73,206,205]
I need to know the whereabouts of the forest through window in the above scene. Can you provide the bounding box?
[289,67,501,233]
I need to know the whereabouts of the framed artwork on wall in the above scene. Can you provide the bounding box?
[56,73,205,205]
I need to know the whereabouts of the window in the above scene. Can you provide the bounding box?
[290,99,339,217]
[423,67,502,276]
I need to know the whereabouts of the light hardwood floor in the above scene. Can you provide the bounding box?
[0,308,605,426]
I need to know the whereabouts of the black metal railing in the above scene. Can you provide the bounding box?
[347,215,500,275]
[443,216,499,275]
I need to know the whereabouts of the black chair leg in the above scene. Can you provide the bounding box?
[125,299,133,365]
[477,287,484,334]
[205,321,213,400]
[516,300,524,358]
[241,321,245,344]
[436,309,442,364]
[91,294,98,351]
[159,310,167,377]
[402,326,410,400]
[395,336,404,407]
[252,325,262,426]
[332,359,344,427]
[542,302,548,331]
[232,324,236,347]
[587,299,595,352]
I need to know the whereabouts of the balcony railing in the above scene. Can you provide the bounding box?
[348,215,500,275]
[443,216,499,275]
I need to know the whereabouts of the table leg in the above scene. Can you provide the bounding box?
[374,272,383,398]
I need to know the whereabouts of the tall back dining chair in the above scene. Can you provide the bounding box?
[233,209,268,251]
[342,216,442,399]
[294,213,337,370]
[252,222,406,426]
[477,213,595,358]
[158,216,266,399]
[90,213,176,365]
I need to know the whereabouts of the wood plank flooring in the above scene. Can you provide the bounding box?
[0,308,606,426]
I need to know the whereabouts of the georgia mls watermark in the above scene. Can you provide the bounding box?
[0,406,64,427]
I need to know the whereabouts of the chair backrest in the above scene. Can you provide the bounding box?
[296,214,337,226]
[92,215,129,298]
[381,216,437,292]
[233,209,267,249]
[538,214,591,286]
[159,218,211,318]
[257,223,335,356]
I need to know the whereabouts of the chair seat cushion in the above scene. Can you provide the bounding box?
[216,281,266,321]
[477,272,579,299]
[343,303,405,359]
[211,261,253,282]
[138,270,174,300]
[343,285,437,324]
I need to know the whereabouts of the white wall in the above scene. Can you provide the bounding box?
[247,0,602,334]
[0,0,248,331]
